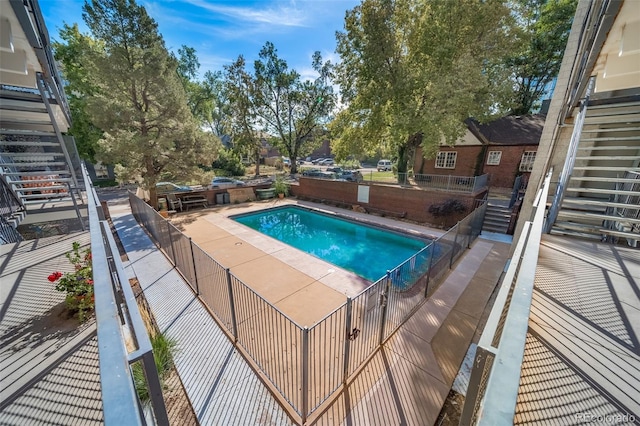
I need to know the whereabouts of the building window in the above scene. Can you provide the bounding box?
[519,151,537,172]
[435,151,457,169]
[486,151,502,165]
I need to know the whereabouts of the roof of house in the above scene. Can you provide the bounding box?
[467,114,546,146]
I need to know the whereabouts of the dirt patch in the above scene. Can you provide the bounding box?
[435,390,464,425]
[130,278,199,425]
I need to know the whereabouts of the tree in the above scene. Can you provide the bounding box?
[225,56,264,176]
[80,0,217,208]
[332,0,519,176]
[509,0,578,115]
[53,24,103,161]
[226,42,336,174]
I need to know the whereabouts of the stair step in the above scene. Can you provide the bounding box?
[0,118,54,127]
[583,115,640,125]
[0,162,68,168]
[572,166,640,172]
[580,127,640,133]
[578,136,640,142]
[483,215,510,221]
[16,185,70,193]
[562,197,640,210]
[549,227,604,241]
[0,129,57,137]
[0,141,61,147]
[566,187,640,196]
[587,100,640,111]
[569,176,640,184]
[574,155,640,161]
[20,193,70,200]
[1,152,65,158]
[1,171,72,176]
[557,210,640,224]
[552,221,640,241]
[9,177,73,185]
[0,103,48,114]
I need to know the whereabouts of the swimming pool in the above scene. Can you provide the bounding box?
[233,206,432,282]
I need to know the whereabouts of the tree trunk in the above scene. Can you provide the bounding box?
[254,148,261,177]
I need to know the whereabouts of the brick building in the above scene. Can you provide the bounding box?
[414,114,546,188]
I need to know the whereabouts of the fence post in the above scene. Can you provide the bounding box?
[343,297,353,384]
[226,268,238,342]
[378,272,392,346]
[447,175,452,191]
[140,350,170,426]
[166,220,176,265]
[460,347,494,425]
[424,244,435,299]
[450,222,460,269]
[301,327,309,424]
[189,237,200,295]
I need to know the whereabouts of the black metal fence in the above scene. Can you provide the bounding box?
[129,192,488,422]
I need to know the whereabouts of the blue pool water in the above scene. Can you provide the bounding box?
[233,206,431,282]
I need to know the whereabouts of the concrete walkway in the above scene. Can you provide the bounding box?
[111,212,296,425]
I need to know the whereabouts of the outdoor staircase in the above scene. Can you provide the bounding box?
[550,99,640,247]
[0,79,85,236]
[482,201,512,234]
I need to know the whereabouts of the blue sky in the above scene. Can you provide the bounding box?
[40,0,360,80]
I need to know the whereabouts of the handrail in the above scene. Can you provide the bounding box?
[461,168,553,425]
[83,164,168,425]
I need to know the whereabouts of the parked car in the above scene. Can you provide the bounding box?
[302,169,336,179]
[311,158,326,165]
[319,158,334,166]
[339,170,364,183]
[210,177,246,189]
[156,181,192,195]
[326,167,343,173]
[377,159,392,171]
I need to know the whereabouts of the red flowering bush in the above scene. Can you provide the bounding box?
[48,242,94,322]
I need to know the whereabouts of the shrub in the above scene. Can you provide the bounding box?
[428,199,468,226]
[212,149,245,176]
[47,242,94,322]
[132,332,177,403]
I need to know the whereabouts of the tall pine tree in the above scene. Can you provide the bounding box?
[81,0,217,207]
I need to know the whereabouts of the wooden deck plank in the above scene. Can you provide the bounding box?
[514,236,640,424]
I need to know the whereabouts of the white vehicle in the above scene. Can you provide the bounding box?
[377,159,392,171]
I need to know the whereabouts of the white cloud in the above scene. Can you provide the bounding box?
[184,0,309,27]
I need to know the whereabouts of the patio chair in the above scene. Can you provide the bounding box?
[166,193,183,212]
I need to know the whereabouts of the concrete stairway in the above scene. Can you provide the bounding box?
[551,99,640,246]
[482,201,512,234]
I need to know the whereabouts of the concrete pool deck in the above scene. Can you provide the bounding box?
[107,193,511,424]
[170,199,445,327]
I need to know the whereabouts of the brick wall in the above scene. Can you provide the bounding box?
[293,177,486,228]
[414,145,537,189]
[483,145,537,188]
[414,146,483,176]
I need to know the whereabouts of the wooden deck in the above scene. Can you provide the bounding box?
[0,233,103,425]
[515,235,640,424]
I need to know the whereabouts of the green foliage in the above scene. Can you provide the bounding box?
[332,0,519,175]
[428,199,468,217]
[272,175,290,196]
[212,148,246,176]
[53,24,104,161]
[132,332,177,403]
[509,0,578,114]
[71,0,218,209]
[225,42,336,174]
[47,242,94,322]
